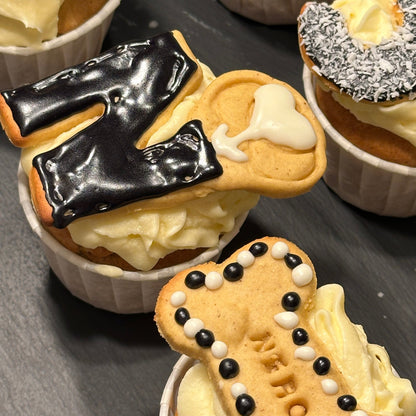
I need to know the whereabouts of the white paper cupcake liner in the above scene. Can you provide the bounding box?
[160,355,194,416]
[17,165,248,314]
[0,0,120,90]
[303,66,416,217]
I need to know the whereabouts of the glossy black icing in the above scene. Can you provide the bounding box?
[185,270,206,289]
[337,395,357,411]
[174,308,190,326]
[284,253,303,269]
[248,242,268,257]
[281,292,301,311]
[223,262,244,282]
[235,394,255,416]
[2,32,223,228]
[195,329,215,347]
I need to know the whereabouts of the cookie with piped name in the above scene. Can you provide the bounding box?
[155,237,416,416]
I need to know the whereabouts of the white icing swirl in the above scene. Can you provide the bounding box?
[212,84,317,162]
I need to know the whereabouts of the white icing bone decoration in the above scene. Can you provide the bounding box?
[212,84,317,161]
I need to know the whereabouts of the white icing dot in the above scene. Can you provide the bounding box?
[205,271,223,290]
[273,311,299,329]
[292,263,313,287]
[351,411,368,416]
[237,250,255,268]
[294,346,316,361]
[271,242,289,259]
[184,318,204,338]
[231,383,247,399]
[321,378,339,395]
[211,341,228,358]
[170,291,186,306]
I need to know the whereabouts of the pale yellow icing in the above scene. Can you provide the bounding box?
[331,91,416,147]
[332,0,399,45]
[177,284,416,416]
[309,284,416,416]
[68,190,258,271]
[21,63,260,271]
[0,0,64,47]
[212,83,317,162]
[177,362,227,416]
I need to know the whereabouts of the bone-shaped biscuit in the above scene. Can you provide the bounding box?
[155,237,377,416]
[0,31,326,229]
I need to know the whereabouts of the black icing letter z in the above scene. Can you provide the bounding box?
[3,32,222,228]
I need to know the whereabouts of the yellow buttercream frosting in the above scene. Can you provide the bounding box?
[177,284,416,416]
[309,284,416,416]
[21,63,260,271]
[0,0,64,47]
[332,91,416,147]
[332,0,399,45]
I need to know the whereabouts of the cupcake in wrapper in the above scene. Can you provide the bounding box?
[303,66,416,217]
[2,31,325,314]
[298,0,416,217]
[18,164,250,314]
[0,0,120,90]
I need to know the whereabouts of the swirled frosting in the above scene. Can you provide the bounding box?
[0,0,64,47]
[21,63,260,271]
[176,284,416,416]
[331,90,416,147]
[332,0,401,45]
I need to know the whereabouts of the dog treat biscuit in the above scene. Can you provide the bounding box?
[0,31,325,231]
[156,237,385,416]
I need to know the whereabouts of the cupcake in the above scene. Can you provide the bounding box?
[219,0,325,25]
[299,0,416,217]
[155,237,416,416]
[1,31,326,313]
[0,0,120,90]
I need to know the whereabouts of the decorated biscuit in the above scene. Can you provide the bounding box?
[155,237,382,416]
[0,30,325,229]
[298,0,414,103]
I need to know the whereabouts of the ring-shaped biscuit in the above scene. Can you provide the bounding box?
[298,0,416,102]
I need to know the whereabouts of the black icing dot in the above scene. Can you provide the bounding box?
[284,253,302,269]
[174,308,190,325]
[236,393,256,416]
[292,328,309,345]
[313,356,331,375]
[195,329,215,347]
[337,395,357,411]
[185,270,205,289]
[223,262,244,281]
[281,292,301,311]
[219,358,239,379]
[249,242,268,257]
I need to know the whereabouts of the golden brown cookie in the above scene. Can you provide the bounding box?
[155,237,377,416]
[298,1,409,104]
